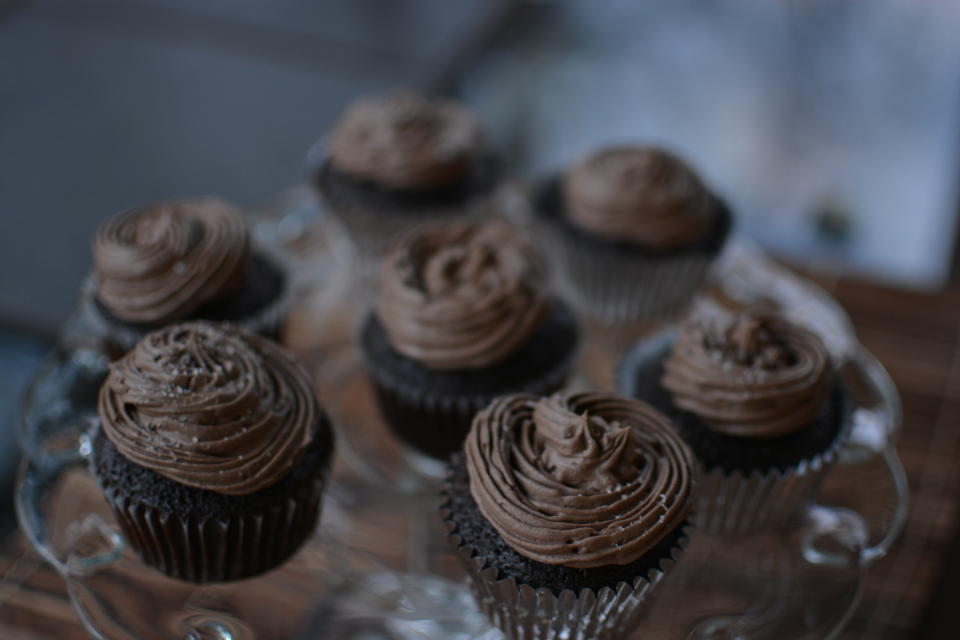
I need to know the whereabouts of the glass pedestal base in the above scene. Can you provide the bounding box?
[15,199,905,639]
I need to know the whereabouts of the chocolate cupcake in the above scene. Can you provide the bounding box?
[313,90,500,259]
[359,218,578,461]
[91,322,334,582]
[84,198,289,356]
[442,391,695,640]
[619,310,851,534]
[534,145,732,323]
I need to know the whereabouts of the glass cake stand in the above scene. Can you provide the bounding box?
[15,190,908,639]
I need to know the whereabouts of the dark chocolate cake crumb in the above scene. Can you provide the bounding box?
[361,298,578,396]
[626,344,849,474]
[533,176,733,258]
[361,299,579,459]
[443,453,689,596]
[90,412,334,519]
[315,153,500,213]
[94,252,286,334]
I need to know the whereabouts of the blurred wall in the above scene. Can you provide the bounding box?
[463,0,960,290]
[0,0,494,333]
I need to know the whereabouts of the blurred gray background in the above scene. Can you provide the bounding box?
[4,0,960,336]
[0,0,508,334]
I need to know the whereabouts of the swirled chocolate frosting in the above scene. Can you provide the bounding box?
[376,219,550,370]
[465,391,694,568]
[93,198,251,324]
[328,90,484,190]
[661,312,831,438]
[98,322,318,496]
[562,146,714,248]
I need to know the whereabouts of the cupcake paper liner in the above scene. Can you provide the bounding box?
[530,178,732,324]
[693,447,838,535]
[617,330,852,536]
[100,472,326,583]
[317,181,506,266]
[364,348,575,461]
[311,149,507,265]
[442,503,691,640]
[541,225,716,324]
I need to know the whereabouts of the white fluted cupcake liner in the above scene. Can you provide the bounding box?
[100,473,326,583]
[444,521,691,640]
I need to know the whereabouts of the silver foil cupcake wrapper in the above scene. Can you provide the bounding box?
[672,375,848,535]
[617,330,852,536]
[444,519,691,640]
[102,474,325,583]
[539,224,715,324]
[694,452,837,535]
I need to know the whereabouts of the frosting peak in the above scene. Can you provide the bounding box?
[328,90,484,190]
[465,391,694,568]
[661,312,831,438]
[376,219,550,370]
[93,198,251,324]
[98,322,318,495]
[562,146,714,248]
[533,400,640,491]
